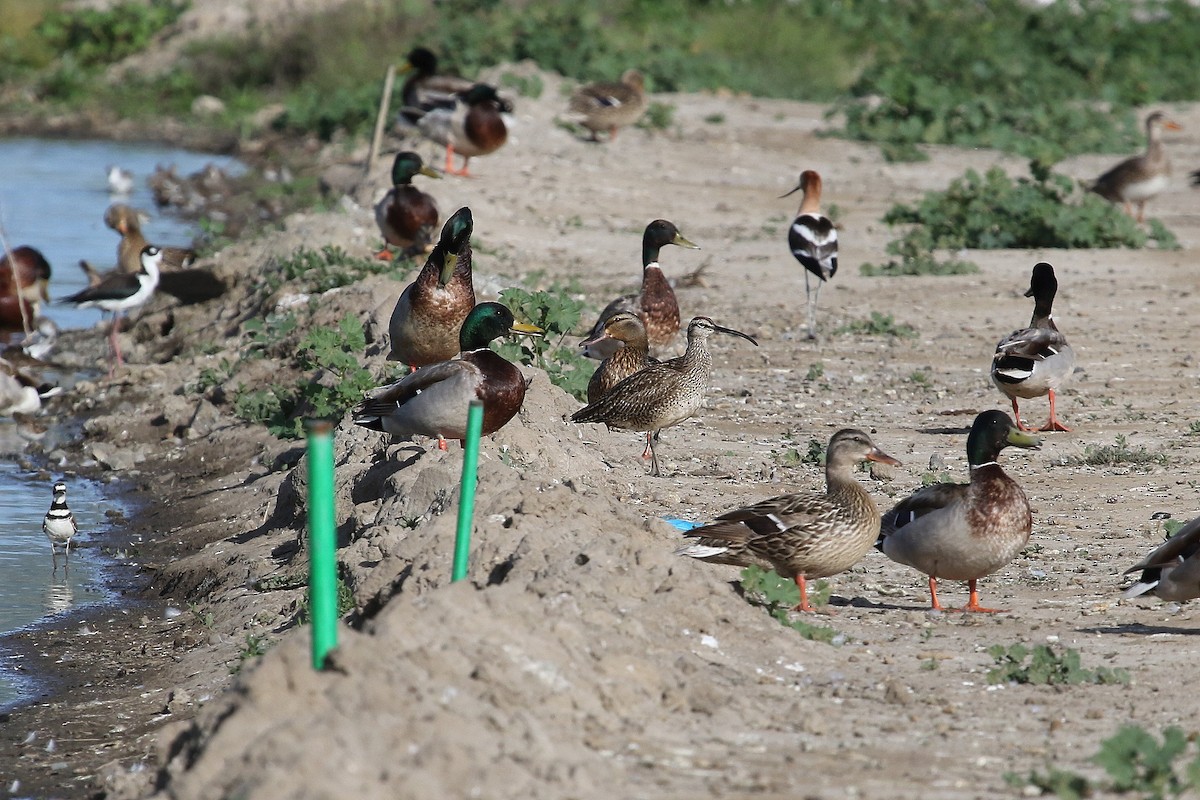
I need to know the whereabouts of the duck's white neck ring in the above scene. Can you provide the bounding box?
[970,461,999,470]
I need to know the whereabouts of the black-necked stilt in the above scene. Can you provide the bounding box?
[61,244,161,375]
[43,481,78,568]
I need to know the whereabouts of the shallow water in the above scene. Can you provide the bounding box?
[0,137,239,708]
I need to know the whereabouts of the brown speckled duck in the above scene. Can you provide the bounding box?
[571,316,756,476]
[386,206,475,369]
[580,310,654,404]
[991,262,1075,432]
[1090,111,1182,222]
[374,151,440,260]
[566,69,647,142]
[877,411,1040,613]
[678,429,901,611]
[582,219,700,359]
[1124,516,1200,603]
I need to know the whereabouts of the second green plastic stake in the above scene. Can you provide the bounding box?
[452,400,484,582]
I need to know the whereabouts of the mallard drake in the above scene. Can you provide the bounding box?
[991,262,1075,432]
[398,47,475,110]
[678,429,901,611]
[566,69,647,142]
[571,316,757,476]
[582,219,701,359]
[1090,111,1182,222]
[1124,516,1200,602]
[402,83,510,177]
[781,170,837,339]
[60,245,161,375]
[374,151,440,260]
[386,206,476,369]
[580,310,654,404]
[104,204,222,304]
[0,246,51,333]
[878,410,1040,613]
[355,301,541,448]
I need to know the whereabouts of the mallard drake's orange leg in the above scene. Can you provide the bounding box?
[960,579,1005,613]
[1038,389,1072,432]
[443,144,471,177]
[436,435,449,452]
[1009,398,1031,432]
[928,576,947,611]
[374,246,395,261]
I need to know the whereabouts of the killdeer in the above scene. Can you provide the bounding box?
[43,481,78,565]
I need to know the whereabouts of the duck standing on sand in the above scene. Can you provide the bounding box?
[61,245,161,375]
[566,69,647,142]
[678,429,901,611]
[781,170,837,339]
[387,207,476,369]
[1124,515,1200,603]
[580,311,656,404]
[355,302,541,450]
[402,83,511,177]
[1090,111,1182,222]
[877,411,1040,613]
[991,262,1075,432]
[581,219,701,359]
[374,151,441,260]
[0,246,51,333]
[571,316,757,477]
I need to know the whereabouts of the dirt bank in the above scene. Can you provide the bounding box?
[4,59,1200,799]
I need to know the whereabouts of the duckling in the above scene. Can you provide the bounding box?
[991,262,1075,432]
[386,206,476,369]
[355,302,542,449]
[877,410,1040,613]
[374,151,440,260]
[1123,516,1200,603]
[571,316,757,477]
[566,69,647,142]
[1090,111,1182,222]
[582,219,701,358]
[403,83,510,177]
[678,429,901,611]
[781,170,837,339]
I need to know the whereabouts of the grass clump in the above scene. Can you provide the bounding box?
[265,245,409,295]
[738,566,840,644]
[986,643,1130,686]
[834,312,918,339]
[1065,434,1171,470]
[1010,725,1200,800]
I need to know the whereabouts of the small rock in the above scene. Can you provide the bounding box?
[191,94,226,116]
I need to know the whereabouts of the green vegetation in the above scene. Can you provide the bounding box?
[738,566,840,644]
[862,162,1177,277]
[834,312,918,339]
[1011,725,1200,800]
[231,633,271,673]
[492,286,593,401]
[1065,434,1171,470]
[986,643,1130,686]
[266,245,411,295]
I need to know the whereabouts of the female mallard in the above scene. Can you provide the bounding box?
[566,69,647,142]
[1090,111,1182,222]
[582,219,701,358]
[781,170,837,339]
[1124,516,1200,603]
[374,151,440,260]
[403,83,510,177]
[387,206,475,369]
[355,302,541,448]
[0,246,51,333]
[991,262,1075,432]
[678,429,901,611]
[580,310,655,404]
[571,316,756,476]
[877,410,1040,613]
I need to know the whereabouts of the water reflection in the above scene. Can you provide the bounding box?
[44,571,73,615]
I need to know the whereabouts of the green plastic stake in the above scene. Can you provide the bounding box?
[306,420,337,670]
[452,400,484,582]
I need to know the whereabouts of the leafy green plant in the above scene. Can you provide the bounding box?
[738,566,840,644]
[1065,434,1171,469]
[493,286,592,401]
[1011,725,1200,800]
[986,643,1130,686]
[34,0,188,70]
[834,312,918,339]
[295,563,355,623]
[804,362,824,381]
[637,101,675,131]
[921,471,951,487]
[231,633,271,673]
[265,245,408,295]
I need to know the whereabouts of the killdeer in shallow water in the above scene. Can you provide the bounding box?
[61,244,161,375]
[43,481,78,566]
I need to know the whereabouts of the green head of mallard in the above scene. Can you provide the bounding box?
[390,151,440,186]
[403,47,439,76]
[968,410,1041,467]
[642,219,700,267]
[1025,262,1059,316]
[460,302,542,351]
[432,206,473,284]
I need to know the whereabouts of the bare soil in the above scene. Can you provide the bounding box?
[5,54,1200,800]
